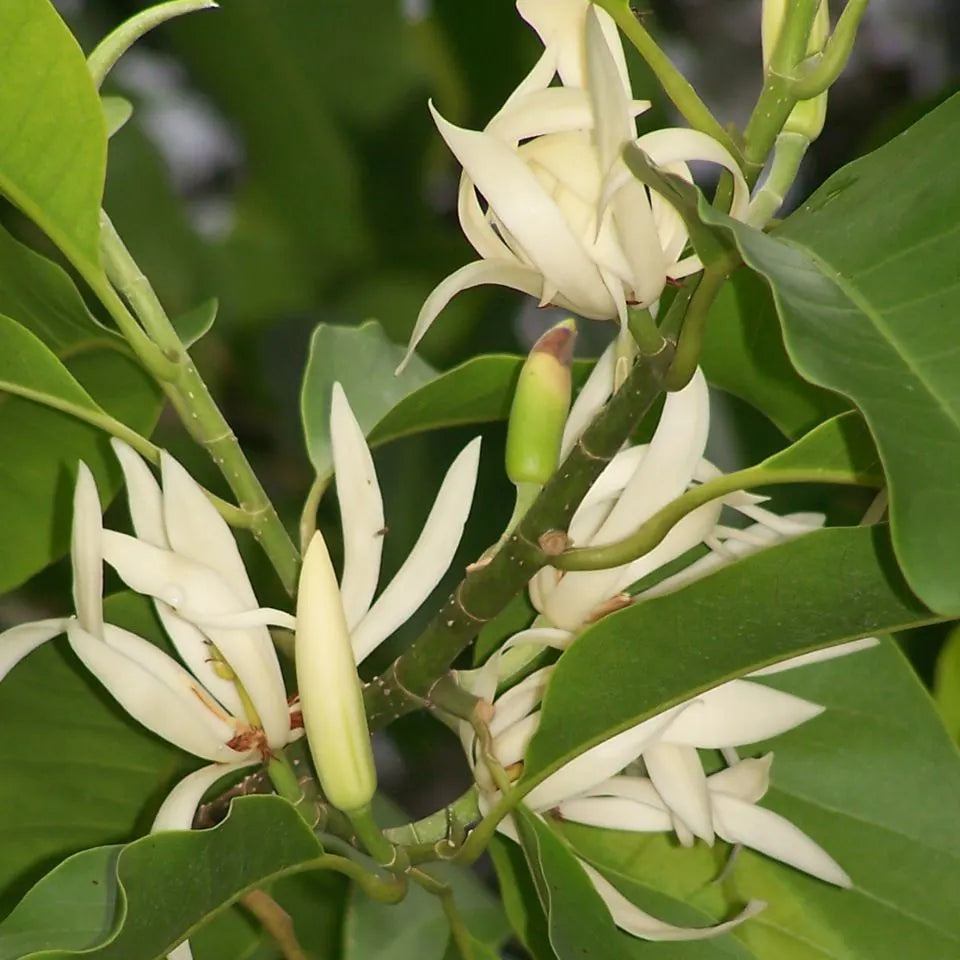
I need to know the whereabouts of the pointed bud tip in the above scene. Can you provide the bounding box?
[532,318,578,368]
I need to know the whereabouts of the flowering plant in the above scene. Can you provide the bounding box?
[0,0,958,958]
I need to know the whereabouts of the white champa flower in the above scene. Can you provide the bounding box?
[405,1,748,365]
[327,382,482,663]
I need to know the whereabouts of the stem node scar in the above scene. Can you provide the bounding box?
[538,529,570,556]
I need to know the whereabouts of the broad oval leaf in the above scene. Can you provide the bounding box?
[557,641,960,959]
[703,93,960,615]
[522,525,944,785]
[0,0,106,269]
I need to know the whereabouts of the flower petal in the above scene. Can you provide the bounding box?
[71,462,104,638]
[160,451,257,607]
[330,382,385,629]
[152,760,259,832]
[662,680,823,748]
[0,618,70,681]
[707,754,773,804]
[490,666,553,738]
[403,259,546,370]
[643,741,714,844]
[110,439,168,547]
[711,793,852,887]
[558,794,673,832]
[582,861,765,940]
[560,339,616,458]
[748,637,881,677]
[67,621,247,762]
[430,105,611,317]
[525,706,682,810]
[492,711,541,769]
[351,437,481,662]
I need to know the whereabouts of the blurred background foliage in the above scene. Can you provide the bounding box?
[2,0,958,832]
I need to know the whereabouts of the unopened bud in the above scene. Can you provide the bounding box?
[505,319,576,487]
[295,532,377,813]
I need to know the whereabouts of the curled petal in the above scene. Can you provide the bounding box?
[585,8,635,170]
[152,760,259,832]
[330,382,385,629]
[0,618,70,681]
[558,794,672,832]
[525,706,683,811]
[490,666,552,738]
[457,174,517,261]
[67,622,247,762]
[582,862,765,941]
[707,755,773,804]
[711,793,852,887]
[190,607,297,632]
[643,742,714,844]
[71,463,103,638]
[351,438,481,662]
[748,637,881,677]
[492,711,541,769]
[662,680,823,748]
[160,452,257,607]
[110,439,167,548]
[403,260,546,370]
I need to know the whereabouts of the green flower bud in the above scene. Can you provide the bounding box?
[505,318,577,488]
[295,531,377,814]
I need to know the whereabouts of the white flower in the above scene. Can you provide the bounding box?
[405,0,748,364]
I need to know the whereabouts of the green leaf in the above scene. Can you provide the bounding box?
[934,624,960,743]
[514,805,631,960]
[0,594,192,914]
[489,836,555,959]
[559,642,960,958]
[702,93,960,615]
[0,0,106,270]
[0,314,160,591]
[701,270,847,438]
[101,96,133,138]
[0,796,327,959]
[522,525,944,786]
[173,297,218,348]
[755,411,882,484]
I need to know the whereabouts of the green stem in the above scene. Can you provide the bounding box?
[363,339,675,730]
[592,0,741,165]
[746,131,811,228]
[314,853,408,903]
[627,306,665,355]
[95,214,300,593]
[664,253,738,391]
[383,786,481,847]
[240,889,310,960]
[299,471,330,554]
[409,869,475,960]
[790,0,870,99]
[553,464,875,571]
[742,0,820,185]
[348,804,409,871]
[266,755,322,827]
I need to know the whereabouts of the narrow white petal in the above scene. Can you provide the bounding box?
[153,603,245,718]
[160,452,257,607]
[585,8,634,171]
[712,793,852,887]
[167,943,193,960]
[490,667,552,738]
[152,760,258,832]
[734,502,826,537]
[498,45,557,108]
[662,680,823,748]
[0,618,70,681]
[190,607,297,631]
[525,707,682,811]
[586,775,666,807]
[492,711,541,769]
[707,755,773,804]
[351,438,481,662]
[575,446,647,515]
[330,383,385,629]
[110,439,168,547]
[71,463,104,638]
[611,176,667,306]
[67,622,245,762]
[748,637,881,677]
[403,259,545,370]
[582,862,765,940]
[430,105,611,316]
[560,340,616,458]
[457,174,517,261]
[558,795,673,832]
[643,742,714,844]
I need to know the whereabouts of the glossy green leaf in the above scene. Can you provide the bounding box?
[703,93,960,615]
[0,0,106,270]
[514,805,630,960]
[755,411,882,484]
[101,96,133,138]
[0,594,192,914]
[0,314,160,591]
[934,624,960,743]
[300,320,435,476]
[522,525,944,785]
[488,835,554,960]
[0,796,326,959]
[558,641,960,958]
[701,270,846,438]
